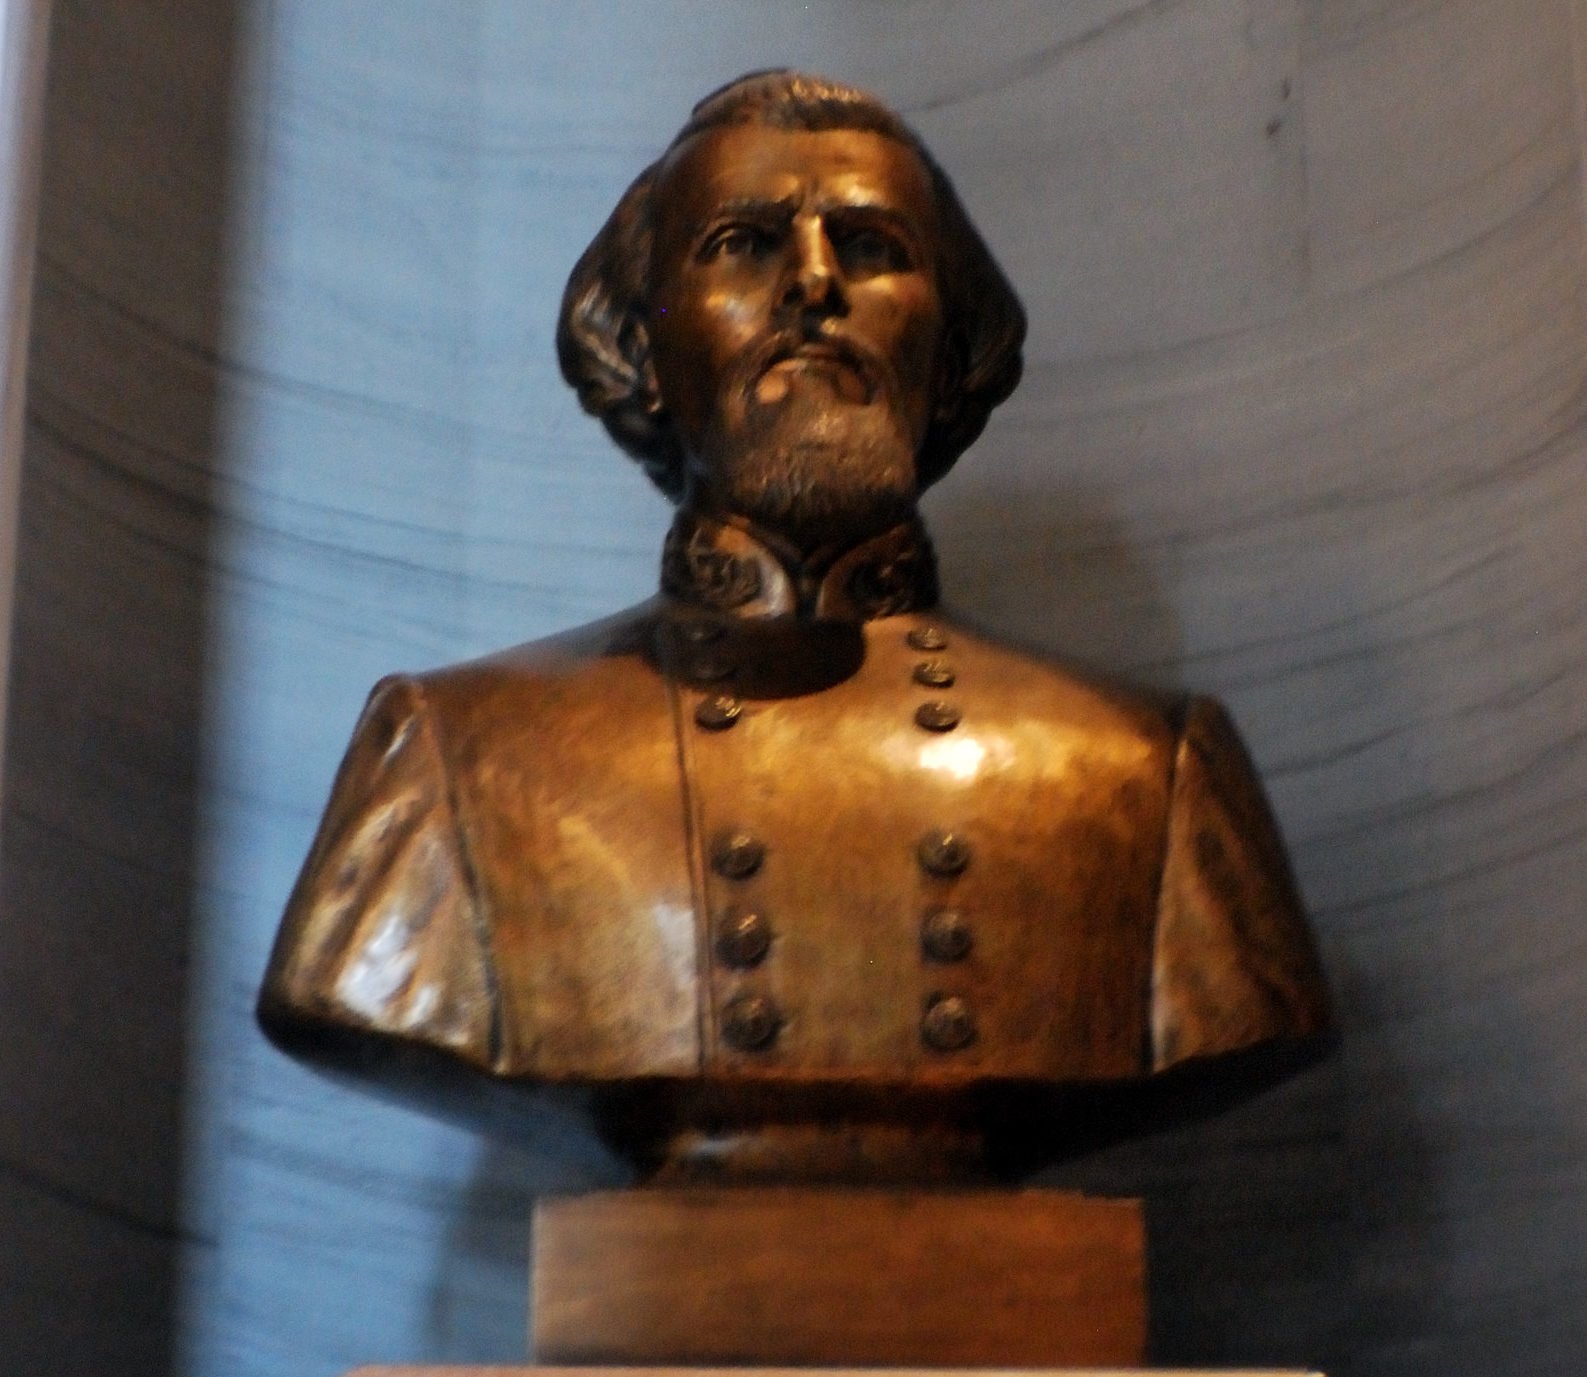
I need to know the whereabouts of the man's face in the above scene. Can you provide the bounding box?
[646,123,947,545]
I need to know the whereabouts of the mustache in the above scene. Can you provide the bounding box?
[736,330,890,405]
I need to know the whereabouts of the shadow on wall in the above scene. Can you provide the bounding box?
[429,1099,633,1357]
[929,461,1454,1370]
[0,0,242,1370]
[926,477,1186,686]
[932,471,1362,1367]
[1330,957,1445,1377]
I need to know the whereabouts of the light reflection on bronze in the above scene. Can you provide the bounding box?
[913,734,990,783]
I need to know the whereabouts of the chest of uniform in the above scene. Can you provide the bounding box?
[669,616,1171,1081]
[469,617,1172,1080]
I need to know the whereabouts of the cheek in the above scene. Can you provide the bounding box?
[702,290,765,362]
[649,281,770,449]
[876,292,945,398]
[655,287,761,378]
[902,311,944,373]
[875,285,942,361]
[880,292,945,444]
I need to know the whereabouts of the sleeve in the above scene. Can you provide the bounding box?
[257,675,498,1072]
[1150,695,1330,1072]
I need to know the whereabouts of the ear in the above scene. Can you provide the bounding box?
[639,359,664,416]
[626,317,664,416]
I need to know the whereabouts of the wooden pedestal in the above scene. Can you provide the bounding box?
[347,1187,1325,1374]
[531,1187,1146,1368]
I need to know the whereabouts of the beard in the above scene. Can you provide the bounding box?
[691,359,921,551]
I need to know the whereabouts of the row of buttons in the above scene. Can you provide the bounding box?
[709,820,979,1054]
[719,991,977,1053]
[702,622,978,1055]
[908,624,962,734]
[710,827,971,883]
[688,623,968,736]
[711,828,779,1051]
[909,624,975,1049]
[908,625,974,1050]
[679,620,738,730]
[713,905,972,970]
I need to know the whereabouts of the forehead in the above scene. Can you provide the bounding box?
[653,124,938,242]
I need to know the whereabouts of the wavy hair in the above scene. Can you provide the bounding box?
[555,70,1026,501]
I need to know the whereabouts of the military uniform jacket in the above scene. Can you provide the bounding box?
[260,519,1328,1093]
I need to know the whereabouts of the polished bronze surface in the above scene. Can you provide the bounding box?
[259,70,1329,1180]
[260,581,1327,1171]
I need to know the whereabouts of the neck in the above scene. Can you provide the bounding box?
[660,507,939,621]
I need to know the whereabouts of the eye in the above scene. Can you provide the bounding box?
[700,223,773,262]
[830,224,912,275]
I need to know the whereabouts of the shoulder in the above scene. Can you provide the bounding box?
[920,614,1329,1066]
[375,601,676,794]
[1153,691,1331,1067]
[389,600,670,740]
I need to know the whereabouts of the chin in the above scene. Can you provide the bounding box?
[705,394,921,549]
[731,460,916,550]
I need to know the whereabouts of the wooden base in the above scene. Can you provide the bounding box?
[530,1187,1146,1367]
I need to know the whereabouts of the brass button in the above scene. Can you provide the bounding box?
[918,829,971,877]
[722,992,780,1051]
[695,694,743,730]
[922,994,976,1052]
[716,909,772,968]
[913,660,956,688]
[915,700,961,732]
[922,908,973,962]
[712,831,766,879]
[681,619,724,644]
[907,625,948,652]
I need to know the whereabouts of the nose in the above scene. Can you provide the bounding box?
[780,216,844,316]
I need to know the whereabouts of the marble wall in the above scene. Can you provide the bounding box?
[0,0,50,788]
[3,1,1586,1374]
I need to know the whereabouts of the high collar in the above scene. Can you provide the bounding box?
[660,509,939,621]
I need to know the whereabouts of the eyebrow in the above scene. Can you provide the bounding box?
[819,203,923,241]
[698,197,927,248]
[702,196,799,226]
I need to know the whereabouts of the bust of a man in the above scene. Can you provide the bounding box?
[260,71,1328,1180]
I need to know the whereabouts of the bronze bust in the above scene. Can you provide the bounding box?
[259,71,1328,1181]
